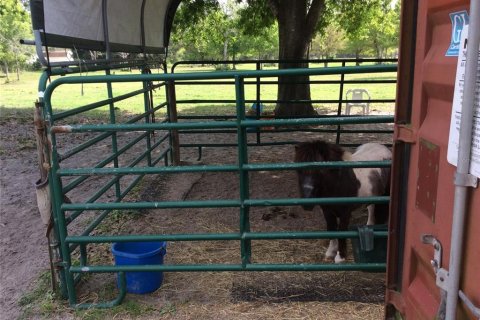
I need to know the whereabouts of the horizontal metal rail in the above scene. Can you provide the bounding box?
[51,115,394,133]
[170,79,397,86]
[61,196,389,211]
[178,128,393,134]
[57,160,391,176]
[66,230,388,244]
[42,65,398,105]
[178,142,393,151]
[171,58,397,73]
[175,99,396,104]
[71,263,386,273]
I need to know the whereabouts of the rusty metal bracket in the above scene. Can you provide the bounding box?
[421,234,449,291]
[421,234,442,272]
[454,172,478,188]
[436,268,449,292]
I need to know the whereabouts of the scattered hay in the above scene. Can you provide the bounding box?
[70,126,392,318]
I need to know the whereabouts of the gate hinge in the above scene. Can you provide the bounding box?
[394,124,416,144]
[421,234,449,291]
[454,172,478,188]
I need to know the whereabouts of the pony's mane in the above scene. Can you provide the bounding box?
[294,140,345,163]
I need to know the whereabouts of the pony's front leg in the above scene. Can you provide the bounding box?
[335,212,351,263]
[326,239,338,259]
[367,204,375,225]
[323,209,338,260]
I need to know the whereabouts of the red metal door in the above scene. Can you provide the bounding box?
[386,0,480,319]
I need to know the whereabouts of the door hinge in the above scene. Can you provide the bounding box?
[394,124,416,144]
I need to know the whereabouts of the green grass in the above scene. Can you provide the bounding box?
[16,179,171,319]
[17,271,67,319]
[1,64,396,118]
[17,270,168,319]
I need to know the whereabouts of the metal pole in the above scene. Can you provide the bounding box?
[235,76,252,267]
[256,61,261,144]
[336,61,346,144]
[167,80,181,165]
[105,69,121,199]
[446,1,480,319]
[142,68,153,167]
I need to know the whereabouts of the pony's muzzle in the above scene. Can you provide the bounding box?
[300,179,315,210]
[302,181,315,198]
[302,183,315,211]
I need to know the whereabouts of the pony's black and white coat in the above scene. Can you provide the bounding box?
[294,140,391,263]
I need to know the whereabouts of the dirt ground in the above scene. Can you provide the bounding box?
[0,107,393,319]
[0,110,49,320]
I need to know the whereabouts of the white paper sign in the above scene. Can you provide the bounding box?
[447,25,480,178]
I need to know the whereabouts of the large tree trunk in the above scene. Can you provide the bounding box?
[272,0,325,117]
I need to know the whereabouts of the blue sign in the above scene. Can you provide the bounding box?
[446,10,469,57]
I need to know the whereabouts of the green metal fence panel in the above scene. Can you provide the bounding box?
[37,62,396,308]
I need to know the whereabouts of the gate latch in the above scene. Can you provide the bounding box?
[421,234,449,291]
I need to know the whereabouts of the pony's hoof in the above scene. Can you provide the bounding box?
[325,239,338,259]
[334,252,346,264]
[324,253,336,261]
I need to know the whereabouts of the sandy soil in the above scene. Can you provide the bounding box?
[0,115,48,320]
[0,108,393,319]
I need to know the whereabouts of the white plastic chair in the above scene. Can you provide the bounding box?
[345,89,371,115]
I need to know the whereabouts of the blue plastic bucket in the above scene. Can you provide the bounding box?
[250,102,264,113]
[111,241,166,294]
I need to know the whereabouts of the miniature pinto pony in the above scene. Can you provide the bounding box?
[294,140,391,263]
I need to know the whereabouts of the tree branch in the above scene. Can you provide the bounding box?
[305,0,326,42]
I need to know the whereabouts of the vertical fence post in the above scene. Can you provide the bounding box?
[141,67,153,167]
[162,62,169,166]
[79,244,87,266]
[49,132,77,305]
[105,69,121,198]
[235,76,251,267]
[167,80,181,165]
[336,61,346,144]
[255,61,262,144]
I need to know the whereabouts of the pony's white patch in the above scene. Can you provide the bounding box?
[351,143,392,198]
[342,151,353,161]
[325,239,338,258]
[334,251,346,263]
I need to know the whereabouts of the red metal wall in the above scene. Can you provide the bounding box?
[387,0,480,319]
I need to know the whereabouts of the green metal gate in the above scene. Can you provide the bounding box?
[36,62,396,308]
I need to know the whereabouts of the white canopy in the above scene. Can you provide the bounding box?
[30,0,181,55]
